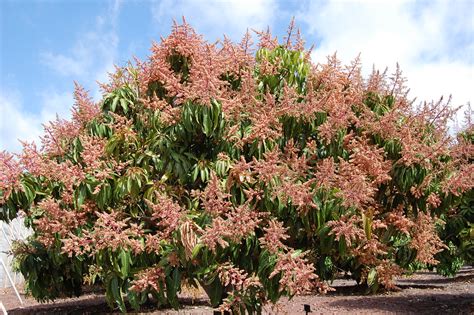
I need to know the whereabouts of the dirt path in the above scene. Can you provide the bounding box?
[1,266,473,314]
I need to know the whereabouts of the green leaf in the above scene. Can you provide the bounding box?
[367,268,377,287]
[111,95,119,112]
[120,98,129,114]
[119,250,130,279]
[165,268,181,309]
[192,243,204,259]
[202,111,211,135]
[202,277,223,307]
[109,276,126,313]
[127,288,140,311]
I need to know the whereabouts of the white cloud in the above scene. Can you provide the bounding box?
[38,90,74,124]
[2,1,122,153]
[298,0,474,117]
[41,52,87,77]
[0,91,41,152]
[151,0,277,41]
[40,0,122,101]
[0,89,73,152]
[40,29,119,90]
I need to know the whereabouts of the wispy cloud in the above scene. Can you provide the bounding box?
[151,0,277,41]
[38,89,74,124]
[0,89,73,152]
[40,0,122,100]
[0,90,40,152]
[41,52,86,77]
[1,0,123,152]
[297,0,473,113]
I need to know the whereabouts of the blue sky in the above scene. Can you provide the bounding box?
[1,0,473,152]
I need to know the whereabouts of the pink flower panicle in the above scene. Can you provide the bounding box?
[218,262,261,292]
[217,263,263,312]
[327,215,365,247]
[62,211,144,257]
[34,197,87,248]
[346,136,391,185]
[79,135,107,174]
[0,151,22,204]
[272,179,316,214]
[258,219,289,254]
[375,260,403,289]
[146,193,183,240]
[71,82,100,126]
[385,205,413,235]
[410,212,446,265]
[19,142,85,204]
[202,204,263,252]
[336,160,376,210]
[269,250,324,295]
[40,118,78,157]
[130,266,165,293]
[200,173,232,216]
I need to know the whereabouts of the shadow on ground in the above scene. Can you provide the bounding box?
[3,266,473,314]
[328,292,474,314]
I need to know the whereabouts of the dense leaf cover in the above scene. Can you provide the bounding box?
[1,21,473,313]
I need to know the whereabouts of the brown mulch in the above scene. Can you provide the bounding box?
[1,266,473,314]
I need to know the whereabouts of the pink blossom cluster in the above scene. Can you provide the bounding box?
[201,204,263,252]
[130,266,165,293]
[0,151,22,203]
[34,197,87,247]
[409,213,446,265]
[269,250,324,295]
[61,211,144,257]
[147,193,184,240]
[258,219,289,254]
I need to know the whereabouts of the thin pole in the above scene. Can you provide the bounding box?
[0,258,23,305]
[0,301,7,315]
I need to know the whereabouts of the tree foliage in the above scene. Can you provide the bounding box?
[1,21,473,313]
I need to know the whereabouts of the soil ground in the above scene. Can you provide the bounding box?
[1,266,473,314]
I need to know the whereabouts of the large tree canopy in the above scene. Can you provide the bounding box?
[1,21,472,313]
